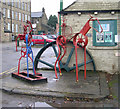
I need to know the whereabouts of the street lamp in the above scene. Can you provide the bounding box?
[59,0,63,35]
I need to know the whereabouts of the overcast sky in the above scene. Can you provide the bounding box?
[31,0,76,18]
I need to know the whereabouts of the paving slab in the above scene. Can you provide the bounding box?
[1,70,109,99]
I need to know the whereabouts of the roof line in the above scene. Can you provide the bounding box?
[31,11,42,13]
[63,1,77,11]
[58,9,120,14]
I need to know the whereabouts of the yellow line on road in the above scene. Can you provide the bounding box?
[0,61,32,75]
[0,66,17,75]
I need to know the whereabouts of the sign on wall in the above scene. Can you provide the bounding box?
[99,24,110,32]
[93,20,117,46]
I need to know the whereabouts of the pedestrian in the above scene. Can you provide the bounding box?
[12,34,14,41]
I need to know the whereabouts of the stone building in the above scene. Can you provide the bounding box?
[59,0,120,74]
[0,12,4,42]
[0,0,31,42]
[31,8,55,35]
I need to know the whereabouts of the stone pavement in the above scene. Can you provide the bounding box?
[2,70,109,99]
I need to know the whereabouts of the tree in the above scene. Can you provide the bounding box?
[47,15,58,29]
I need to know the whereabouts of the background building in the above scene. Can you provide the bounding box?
[0,0,31,42]
[31,8,55,35]
[59,0,120,74]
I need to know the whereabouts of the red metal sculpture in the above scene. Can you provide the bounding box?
[15,20,33,51]
[16,20,35,75]
[12,20,47,83]
[54,15,103,82]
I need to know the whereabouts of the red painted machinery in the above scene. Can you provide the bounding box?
[54,15,103,82]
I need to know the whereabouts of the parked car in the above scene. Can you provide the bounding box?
[32,35,55,45]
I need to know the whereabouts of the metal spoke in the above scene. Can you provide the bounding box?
[52,43,58,58]
[69,59,93,71]
[65,47,75,66]
[37,59,59,70]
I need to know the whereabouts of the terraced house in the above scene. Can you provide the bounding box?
[0,0,31,42]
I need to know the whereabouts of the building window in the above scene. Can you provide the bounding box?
[93,20,117,46]
[15,2,18,8]
[28,3,30,12]
[11,0,14,6]
[22,2,24,10]
[3,0,6,4]
[8,23,10,31]
[12,24,14,32]
[28,15,30,21]
[19,0,21,8]
[15,12,18,20]
[8,0,11,6]
[19,12,21,21]
[7,9,10,18]
[25,3,27,11]
[4,22,6,30]
[25,14,27,21]
[19,24,22,33]
[22,13,24,21]
[3,8,6,17]
[16,24,18,33]
[12,11,14,19]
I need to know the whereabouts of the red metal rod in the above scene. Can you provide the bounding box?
[75,44,79,82]
[58,46,66,76]
[84,47,86,80]
[18,56,24,75]
[28,55,36,75]
[54,43,61,79]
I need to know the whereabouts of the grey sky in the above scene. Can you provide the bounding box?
[31,0,76,18]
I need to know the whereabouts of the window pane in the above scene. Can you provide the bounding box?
[28,15,30,21]
[3,8,6,17]
[25,3,27,11]
[16,24,18,33]
[15,2,18,8]
[8,23,10,31]
[11,0,14,6]
[25,14,27,21]
[12,11,14,19]
[16,12,18,20]
[19,24,22,33]
[19,0,21,8]
[28,3,30,12]
[22,13,24,21]
[22,2,24,10]
[12,24,14,32]
[19,13,21,21]
[8,9,10,18]
[3,0,6,4]
[8,0,10,5]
